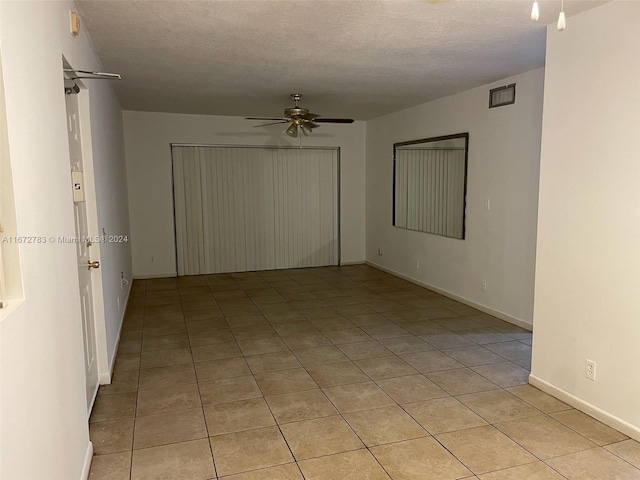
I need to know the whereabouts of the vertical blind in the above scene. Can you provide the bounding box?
[395,148,466,239]
[172,145,339,275]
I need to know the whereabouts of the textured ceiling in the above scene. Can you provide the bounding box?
[76,0,608,120]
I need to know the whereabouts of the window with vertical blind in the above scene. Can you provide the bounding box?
[172,145,340,275]
[393,133,468,239]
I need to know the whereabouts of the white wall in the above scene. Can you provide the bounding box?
[123,111,366,277]
[0,1,131,478]
[366,68,544,328]
[531,1,640,439]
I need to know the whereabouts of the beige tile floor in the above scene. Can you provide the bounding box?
[88,265,640,480]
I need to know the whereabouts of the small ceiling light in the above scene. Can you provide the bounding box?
[531,0,539,21]
[557,0,566,31]
[300,123,312,136]
[530,0,566,31]
[286,123,298,138]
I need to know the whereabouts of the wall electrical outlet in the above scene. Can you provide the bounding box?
[585,359,596,381]
[481,280,487,292]
[377,248,383,256]
[416,260,420,270]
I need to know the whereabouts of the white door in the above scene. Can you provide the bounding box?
[65,91,99,412]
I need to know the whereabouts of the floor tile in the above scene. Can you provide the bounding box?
[141,333,190,351]
[188,328,236,346]
[378,372,447,403]
[91,392,137,423]
[98,369,140,395]
[443,346,506,367]
[354,356,418,380]
[194,356,251,382]
[231,324,278,340]
[478,461,565,479]
[298,449,391,480]
[322,327,372,344]
[472,362,530,387]
[199,375,262,405]
[606,439,640,468]
[496,414,596,459]
[426,368,498,395]
[281,332,331,350]
[130,438,215,480]
[210,425,294,476]
[483,341,532,362]
[457,328,512,346]
[221,463,303,479]
[551,409,629,445]
[505,385,571,413]
[90,418,135,454]
[237,336,289,355]
[226,314,270,328]
[88,451,132,480]
[308,317,354,332]
[266,389,337,424]
[136,383,201,416]
[403,397,487,434]
[307,361,369,387]
[338,341,394,360]
[323,381,395,413]
[281,415,363,460]
[139,348,192,369]
[361,323,411,340]
[546,447,640,479]
[436,425,536,475]
[245,350,302,373]
[138,363,196,390]
[457,390,541,423]
[421,333,476,350]
[133,407,207,449]
[273,321,319,336]
[293,345,349,366]
[191,341,242,362]
[348,313,391,327]
[371,436,472,480]
[378,336,435,354]
[400,351,464,373]
[255,368,318,395]
[204,397,275,436]
[401,320,449,335]
[113,353,141,372]
[343,405,428,446]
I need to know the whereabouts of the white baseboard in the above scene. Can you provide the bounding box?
[365,260,532,331]
[529,374,640,442]
[339,260,366,266]
[80,441,94,480]
[133,272,177,279]
[102,282,132,383]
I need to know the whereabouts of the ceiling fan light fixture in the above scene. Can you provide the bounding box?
[286,123,298,138]
[300,123,312,136]
[531,1,539,21]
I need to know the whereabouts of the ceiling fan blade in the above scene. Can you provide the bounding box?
[313,118,355,124]
[253,121,289,128]
[245,117,288,121]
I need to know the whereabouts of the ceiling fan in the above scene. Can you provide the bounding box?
[246,94,355,138]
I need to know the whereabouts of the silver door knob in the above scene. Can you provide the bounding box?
[87,261,100,270]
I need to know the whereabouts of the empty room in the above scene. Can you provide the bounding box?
[1,1,639,479]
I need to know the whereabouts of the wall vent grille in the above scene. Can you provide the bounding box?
[489,83,516,108]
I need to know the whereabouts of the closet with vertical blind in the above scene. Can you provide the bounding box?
[171,145,340,275]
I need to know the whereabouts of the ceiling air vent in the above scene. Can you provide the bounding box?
[489,83,516,108]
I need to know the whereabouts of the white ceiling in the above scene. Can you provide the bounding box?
[76,0,607,120]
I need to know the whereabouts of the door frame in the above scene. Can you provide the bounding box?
[64,63,110,398]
